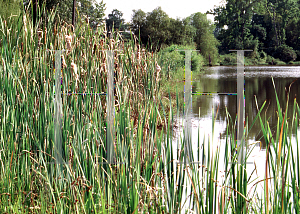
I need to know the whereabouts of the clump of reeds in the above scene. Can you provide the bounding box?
[0,5,166,213]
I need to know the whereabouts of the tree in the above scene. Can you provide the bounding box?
[131,9,147,41]
[211,0,300,62]
[131,8,195,48]
[286,18,300,52]
[144,7,171,50]
[179,17,196,45]
[30,0,106,28]
[189,12,219,65]
[131,9,146,33]
[250,14,267,49]
[106,9,126,32]
[211,0,260,54]
[89,1,105,29]
[130,7,218,61]
[168,17,195,45]
[262,0,298,47]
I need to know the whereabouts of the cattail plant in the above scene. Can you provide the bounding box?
[65,35,72,53]
[136,44,141,61]
[70,62,79,89]
[61,55,67,69]
[37,29,43,46]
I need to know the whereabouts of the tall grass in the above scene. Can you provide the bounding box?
[1,5,300,214]
[0,7,165,213]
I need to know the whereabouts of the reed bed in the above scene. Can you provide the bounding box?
[0,7,300,214]
[0,8,165,213]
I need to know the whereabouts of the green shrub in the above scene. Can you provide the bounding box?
[289,61,300,65]
[245,57,258,65]
[295,50,300,61]
[159,44,204,75]
[160,45,184,70]
[273,45,297,63]
[266,55,275,64]
[266,55,286,65]
[0,0,21,20]
[191,51,203,71]
[259,51,267,60]
[219,53,236,65]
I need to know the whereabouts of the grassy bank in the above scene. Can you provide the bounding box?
[157,44,205,126]
[218,52,300,66]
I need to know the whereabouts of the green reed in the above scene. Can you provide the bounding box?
[1,4,300,214]
[0,6,164,213]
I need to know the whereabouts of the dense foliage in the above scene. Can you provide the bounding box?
[159,44,204,75]
[0,0,21,19]
[3,1,300,64]
[19,0,106,28]
[131,7,218,65]
[210,0,300,62]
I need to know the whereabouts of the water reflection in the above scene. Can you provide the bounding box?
[173,66,300,212]
[190,65,300,148]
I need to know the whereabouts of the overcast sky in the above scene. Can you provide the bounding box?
[102,0,224,23]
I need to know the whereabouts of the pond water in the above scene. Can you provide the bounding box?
[173,65,300,147]
[193,65,300,144]
[173,65,300,146]
[172,65,300,212]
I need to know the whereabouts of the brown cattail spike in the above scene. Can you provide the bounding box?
[65,35,72,53]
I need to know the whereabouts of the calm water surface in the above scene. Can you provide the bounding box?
[174,65,300,145]
[172,65,300,212]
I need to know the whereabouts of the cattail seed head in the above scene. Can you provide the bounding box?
[156,62,161,82]
[71,62,79,88]
[37,30,43,46]
[110,39,115,49]
[65,35,72,52]
[61,55,67,69]
[44,27,47,44]
[156,62,161,73]
[23,15,27,36]
[142,48,146,59]
[71,62,78,76]
[137,44,140,61]
[100,39,104,49]
[37,30,43,40]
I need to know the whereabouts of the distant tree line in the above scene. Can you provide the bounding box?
[2,0,300,63]
[130,7,219,65]
[0,0,106,29]
[210,0,300,62]
[41,0,106,29]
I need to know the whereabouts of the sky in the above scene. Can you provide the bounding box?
[102,0,224,23]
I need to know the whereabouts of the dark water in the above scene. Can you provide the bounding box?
[190,65,300,147]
